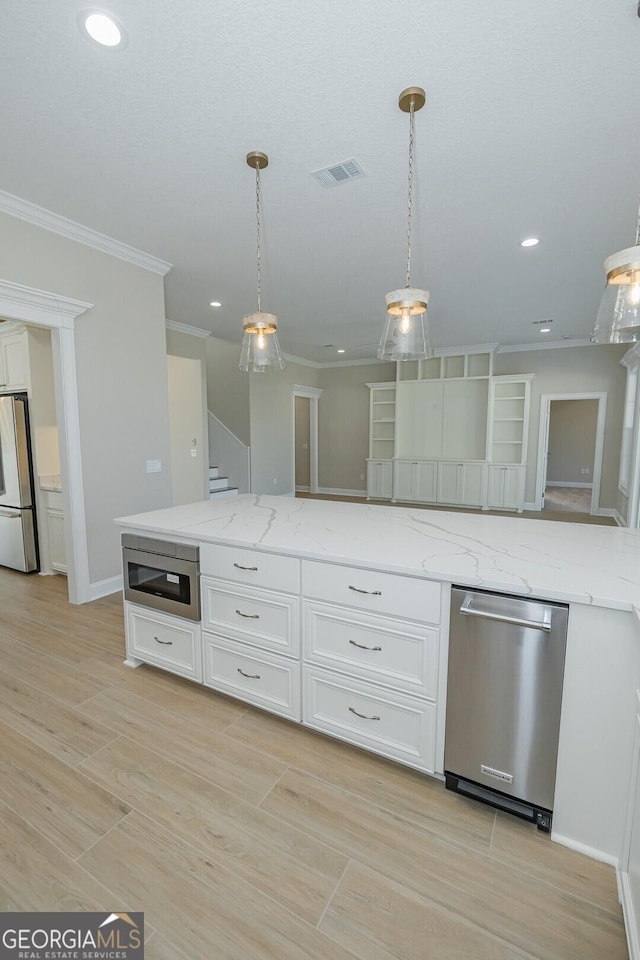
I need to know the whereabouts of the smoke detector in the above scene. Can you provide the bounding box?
[311,158,365,187]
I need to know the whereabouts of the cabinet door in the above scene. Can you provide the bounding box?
[415,461,437,502]
[393,461,416,501]
[502,466,524,510]
[487,465,505,507]
[395,381,443,459]
[441,380,489,460]
[46,509,67,573]
[367,461,392,499]
[437,462,460,503]
[459,463,486,505]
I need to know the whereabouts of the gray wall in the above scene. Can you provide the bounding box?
[547,399,598,485]
[205,336,251,446]
[249,361,320,495]
[317,362,395,492]
[494,345,626,507]
[294,396,311,488]
[0,211,172,584]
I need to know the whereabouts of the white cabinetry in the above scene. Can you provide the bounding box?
[43,490,67,573]
[366,383,396,500]
[366,459,393,500]
[125,602,202,681]
[0,324,29,392]
[622,697,640,960]
[200,544,302,720]
[393,460,437,503]
[487,465,526,512]
[437,462,486,506]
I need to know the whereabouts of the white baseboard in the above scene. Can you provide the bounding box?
[613,510,627,527]
[619,871,640,960]
[87,574,123,601]
[317,487,366,498]
[523,501,539,511]
[551,831,619,868]
[596,507,624,522]
[295,485,310,493]
[546,481,593,489]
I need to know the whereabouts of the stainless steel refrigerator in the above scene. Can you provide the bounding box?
[0,393,38,572]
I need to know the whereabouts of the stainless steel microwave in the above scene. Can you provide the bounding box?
[122,533,200,622]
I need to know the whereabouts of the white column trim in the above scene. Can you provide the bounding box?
[0,278,92,603]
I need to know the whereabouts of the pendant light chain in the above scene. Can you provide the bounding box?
[255,163,262,313]
[405,101,415,289]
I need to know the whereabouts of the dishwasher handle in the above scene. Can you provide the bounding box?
[459,595,552,632]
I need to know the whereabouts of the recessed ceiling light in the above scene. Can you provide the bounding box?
[79,11,127,49]
[337,349,345,354]
[209,301,222,308]
[539,327,551,333]
[520,237,540,247]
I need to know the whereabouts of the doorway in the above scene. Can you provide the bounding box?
[167,355,207,505]
[290,385,322,495]
[535,393,607,514]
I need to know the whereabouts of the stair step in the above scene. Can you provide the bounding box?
[208,487,239,500]
[209,476,230,491]
[208,466,220,479]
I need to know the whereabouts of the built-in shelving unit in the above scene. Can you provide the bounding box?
[396,351,492,383]
[487,377,532,465]
[366,382,396,499]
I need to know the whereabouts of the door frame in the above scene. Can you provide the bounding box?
[291,385,322,495]
[534,392,607,513]
[0,278,93,602]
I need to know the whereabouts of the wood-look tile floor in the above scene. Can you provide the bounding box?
[0,568,628,960]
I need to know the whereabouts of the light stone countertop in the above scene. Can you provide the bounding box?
[115,494,640,612]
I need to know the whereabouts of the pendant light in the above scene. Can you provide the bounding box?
[592,196,640,344]
[378,87,433,362]
[238,151,285,372]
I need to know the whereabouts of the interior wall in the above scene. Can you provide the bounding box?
[0,211,172,585]
[26,325,59,477]
[317,362,395,492]
[249,361,320,495]
[494,345,627,507]
[167,355,206,505]
[547,399,598,485]
[205,336,251,446]
[166,327,210,491]
[294,396,311,489]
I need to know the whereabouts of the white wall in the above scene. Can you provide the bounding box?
[205,336,251,447]
[0,211,172,585]
[166,327,210,493]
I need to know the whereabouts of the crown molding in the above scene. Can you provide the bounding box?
[0,189,172,276]
[497,339,594,354]
[166,319,211,339]
[0,279,93,328]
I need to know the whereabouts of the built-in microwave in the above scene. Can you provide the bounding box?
[122,533,200,622]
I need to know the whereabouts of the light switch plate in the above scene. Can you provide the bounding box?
[146,459,162,473]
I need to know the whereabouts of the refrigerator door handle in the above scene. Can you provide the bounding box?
[459,595,552,632]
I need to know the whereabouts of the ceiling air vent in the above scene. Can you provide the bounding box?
[311,158,365,188]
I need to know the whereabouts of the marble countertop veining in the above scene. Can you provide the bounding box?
[115,494,640,611]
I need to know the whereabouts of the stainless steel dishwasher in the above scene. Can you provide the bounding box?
[445,586,568,831]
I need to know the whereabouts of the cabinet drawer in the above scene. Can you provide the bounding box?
[126,603,202,681]
[303,667,435,773]
[200,544,300,594]
[302,559,440,623]
[203,633,301,720]
[303,600,438,699]
[201,578,300,656]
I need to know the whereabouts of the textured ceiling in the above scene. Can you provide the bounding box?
[0,0,638,362]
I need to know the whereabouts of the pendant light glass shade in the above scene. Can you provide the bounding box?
[378,288,432,360]
[592,245,640,344]
[238,151,285,373]
[377,87,433,362]
[239,312,285,372]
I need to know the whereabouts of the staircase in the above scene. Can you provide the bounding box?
[208,466,239,500]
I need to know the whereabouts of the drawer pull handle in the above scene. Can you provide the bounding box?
[236,609,260,619]
[349,706,380,721]
[153,636,173,645]
[349,640,382,651]
[234,563,258,571]
[237,668,261,679]
[348,585,382,596]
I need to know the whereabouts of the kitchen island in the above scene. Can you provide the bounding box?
[116,493,640,946]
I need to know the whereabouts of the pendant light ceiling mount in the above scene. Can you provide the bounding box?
[378,85,433,362]
[238,149,285,372]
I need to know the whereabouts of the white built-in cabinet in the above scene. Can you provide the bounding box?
[41,489,67,573]
[367,357,533,512]
[0,323,30,392]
